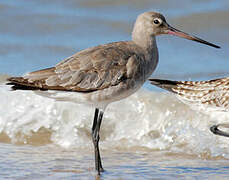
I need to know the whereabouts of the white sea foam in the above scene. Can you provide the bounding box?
[0,81,229,158]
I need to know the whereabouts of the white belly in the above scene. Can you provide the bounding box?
[35,79,144,109]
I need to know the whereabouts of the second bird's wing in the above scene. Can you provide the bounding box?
[149,78,229,111]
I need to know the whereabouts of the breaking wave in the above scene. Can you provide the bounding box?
[0,76,229,159]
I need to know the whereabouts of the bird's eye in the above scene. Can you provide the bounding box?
[153,19,160,25]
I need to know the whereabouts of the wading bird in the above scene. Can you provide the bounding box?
[7,12,219,175]
[149,78,229,137]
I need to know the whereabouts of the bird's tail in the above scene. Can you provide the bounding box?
[6,77,43,90]
[6,67,56,91]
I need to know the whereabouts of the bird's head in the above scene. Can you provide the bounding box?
[134,11,220,48]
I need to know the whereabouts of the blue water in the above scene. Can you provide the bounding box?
[1,0,229,80]
[1,0,229,179]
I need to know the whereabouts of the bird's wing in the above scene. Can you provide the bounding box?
[149,78,229,111]
[8,42,144,92]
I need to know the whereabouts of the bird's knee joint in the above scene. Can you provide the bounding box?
[92,131,100,142]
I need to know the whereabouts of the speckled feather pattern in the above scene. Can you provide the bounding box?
[150,78,229,112]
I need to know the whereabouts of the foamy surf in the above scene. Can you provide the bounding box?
[0,79,228,159]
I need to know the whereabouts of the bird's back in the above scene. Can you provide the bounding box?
[8,41,150,101]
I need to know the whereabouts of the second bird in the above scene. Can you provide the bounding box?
[149,78,229,138]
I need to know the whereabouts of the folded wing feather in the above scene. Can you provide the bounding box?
[8,41,144,92]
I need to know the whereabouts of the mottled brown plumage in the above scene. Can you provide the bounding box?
[149,78,229,137]
[149,78,229,111]
[8,42,147,92]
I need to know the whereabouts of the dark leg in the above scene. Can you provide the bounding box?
[92,108,104,175]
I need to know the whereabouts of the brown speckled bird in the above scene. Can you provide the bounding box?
[7,12,220,175]
[149,78,229,138]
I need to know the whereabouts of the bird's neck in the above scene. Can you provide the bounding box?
[132,25,159,76]
[132,26,158,57]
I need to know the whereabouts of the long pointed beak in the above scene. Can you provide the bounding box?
[167,25,220,49]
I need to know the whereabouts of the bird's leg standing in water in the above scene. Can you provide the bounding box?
[92,108,104,175]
